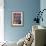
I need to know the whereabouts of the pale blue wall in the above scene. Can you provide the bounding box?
[4,0,40,42]
[40,0,46,27]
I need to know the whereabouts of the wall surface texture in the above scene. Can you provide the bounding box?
[40,0,46,27]
[4,0,40,42]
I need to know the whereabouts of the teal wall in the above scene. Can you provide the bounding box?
[4,0,40,42]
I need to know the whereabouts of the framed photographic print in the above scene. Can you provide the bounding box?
[12,11,23,26]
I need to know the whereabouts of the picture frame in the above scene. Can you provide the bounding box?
[12,11,23,26]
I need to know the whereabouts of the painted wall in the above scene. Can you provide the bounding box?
[4,0,40,42]
[0,0,4,42]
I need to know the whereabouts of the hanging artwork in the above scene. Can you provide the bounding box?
[12,11,23,26]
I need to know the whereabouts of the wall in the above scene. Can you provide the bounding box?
[4,0,40,42]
